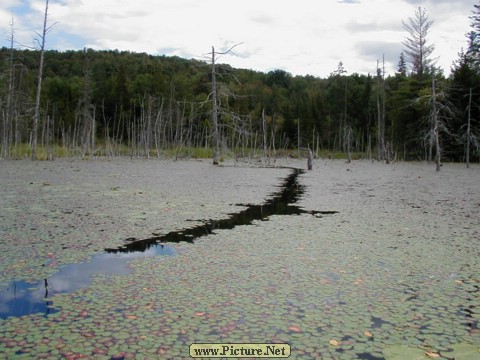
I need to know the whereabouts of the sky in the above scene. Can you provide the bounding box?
[1,0,477,78]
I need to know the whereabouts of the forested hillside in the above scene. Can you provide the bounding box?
[0,7,479,162]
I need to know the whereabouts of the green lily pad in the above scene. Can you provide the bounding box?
[383,345,429,360]
[443,343,480,360]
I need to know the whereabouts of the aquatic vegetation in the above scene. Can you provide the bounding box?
[0,159,478,359]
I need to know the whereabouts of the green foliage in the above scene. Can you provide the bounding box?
[449,50,480,160]
[8,143,74,160]
[163,146,213,159]
[0,35,479,162]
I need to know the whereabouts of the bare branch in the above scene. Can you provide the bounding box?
[216,42,244,56]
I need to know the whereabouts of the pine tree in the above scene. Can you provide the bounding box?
[397,52,407,76]
[468,2,480,67]
[402,7,435,77]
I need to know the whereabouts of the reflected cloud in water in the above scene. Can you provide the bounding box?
[1,168,338,319]
[0,244,175,319]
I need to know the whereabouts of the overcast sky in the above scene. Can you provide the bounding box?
[1,0,477,78]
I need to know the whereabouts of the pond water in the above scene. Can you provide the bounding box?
[0,159,478,359]
[107,168,337,252]
[1,167,335,319]
[0,245,176,319]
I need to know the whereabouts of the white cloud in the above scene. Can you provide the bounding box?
[1,0,477,78]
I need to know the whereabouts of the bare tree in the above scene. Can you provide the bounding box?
[208,43,242,165]
[402,7,436,77]
[210,46,220,164]
[376,56,386,161]
[153,96,165,158]
[431,77,441,171]
[261,108,268,163]
[464,88,480,168]
[466,88,472,168]
[415,77,456,171]
[32,0,55,160]
[343,125,353,163]
[307,147,313,170]
[78,48,95,159]
[2,18,15,159]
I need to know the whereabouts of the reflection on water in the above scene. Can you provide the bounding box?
[108,168,338,253]
[0,244,175,319]
[1,168,338,319]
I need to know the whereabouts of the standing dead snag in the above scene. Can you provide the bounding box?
[211,46,219,165]
[465,88,478,169]
[32,0,55,160]
[412,75,455,171]
[385,141,391,164]
[307,148,313,170]
[2,17,15,159]
[466,88,471,168]
[209,43,242,165]
[432,76,441,171]
[376,56,386,161]
[430,76,455,171]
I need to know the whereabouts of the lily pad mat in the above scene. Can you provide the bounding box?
[1,158,479,359]
[0,159,286,283]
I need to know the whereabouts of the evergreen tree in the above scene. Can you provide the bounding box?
[397,52,407,76]
[449,0,480,162]
[469,3,480,54]
[402,7,436,77]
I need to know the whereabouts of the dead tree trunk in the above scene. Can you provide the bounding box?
[2,18,15,159]
[432,77,441,172]
[211,46,220,165]
[81,48,94,159]
[32,0,51,160]
[270,116,277,160]
[376,58,386,161]
[262,108,268,162]
[344,125,353,163]
[297,118,301,158]
[466,88,472,169]
[209,43,242,164]
[154,96,164,158]
[307,147,313,170]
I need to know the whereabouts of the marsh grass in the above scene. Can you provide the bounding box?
[4,142,369,162]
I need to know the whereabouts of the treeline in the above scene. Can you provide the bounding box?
[0,43,478,161]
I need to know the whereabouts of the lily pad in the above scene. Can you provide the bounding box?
[1,159,480,359]
[383,345,430,360]
[443,343,480,360]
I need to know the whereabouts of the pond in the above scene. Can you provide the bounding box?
[0,159,478,359]
[0,245,176,319]
[1,167,334,319]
